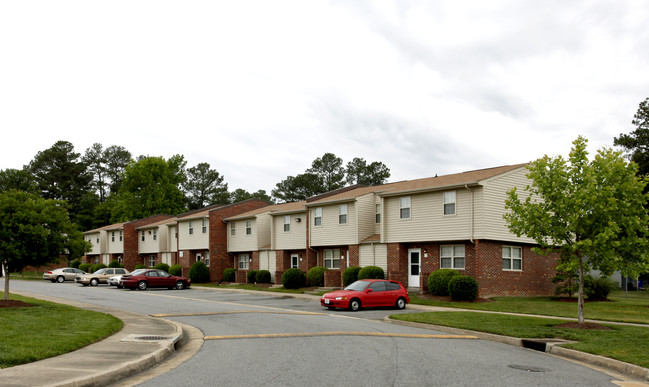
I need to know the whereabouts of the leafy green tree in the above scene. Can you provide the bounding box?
[183,162,229,209]
[230,188,273,204]
[83,143,108,202]
[0,190,90,300]
[504,136,649,324]
[307,153,345,192]
[272,173,323,202]
[111,155,187,221]
[103,145,132,195]
[0,168,38,193]
[345,157,391,186]
[614,97,649,178]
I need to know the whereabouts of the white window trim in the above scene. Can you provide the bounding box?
[284,215,290,232]
[230,223,236,236]
[188,221,194,235]
[323,249,341,269]
[444,191,456,216]
[238,254,250,270]
[202,219,207,234]
[440,244,465,270]
[338,204,347,225]
[314,207,322,227]
[399,196,411,220]
[153,229,157,241]
[502,246,523,271]
[375,204,381,224]
[245,220,252,235]
[291,254,299,268]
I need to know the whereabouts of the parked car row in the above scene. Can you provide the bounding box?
[43,267,191,291]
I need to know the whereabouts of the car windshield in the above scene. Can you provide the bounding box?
[344,280,371,291]
[129,269,147,276]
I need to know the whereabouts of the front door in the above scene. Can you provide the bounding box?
[408,248,421,288]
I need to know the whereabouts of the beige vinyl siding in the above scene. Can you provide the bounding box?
[168,225,177,252]
[384,190,473,243]
[272,213,306,250]
[138,228,159,254]
[256,213,271,249]
[178,219,209,250]
[359,243,387,273]
[356,194,377,242]
[85,232,101,254]
[374,196,382,235]
[227,219,257,252]
[106,231,123,254]
[309,203,357,246]
[258,250,277,282]
[480,167,537,243]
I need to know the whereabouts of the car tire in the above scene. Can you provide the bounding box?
[56,276,65,283]
[395,297,407,310]
[175,281,185,290]
[138,281,147,290]
[349,299,361,311]
[90,278,99,287]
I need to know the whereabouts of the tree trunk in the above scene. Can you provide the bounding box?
[577,255,585,324]
[3,261,9,301]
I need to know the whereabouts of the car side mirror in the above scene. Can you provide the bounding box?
[366,288,373,293]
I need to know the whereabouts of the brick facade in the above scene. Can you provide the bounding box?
[123,215,175,271]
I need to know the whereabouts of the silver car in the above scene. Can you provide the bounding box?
[76,268,130,286]
[43,267,87,283]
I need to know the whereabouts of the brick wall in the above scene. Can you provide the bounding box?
[324,270,341,287]
[123,215,174,271]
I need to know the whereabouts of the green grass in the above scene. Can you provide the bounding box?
[409,290,649,324]
[390,311,649,369]
[0,292,123,368]
[9,271,44,280]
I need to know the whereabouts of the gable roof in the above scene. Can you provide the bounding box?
[224,201,307,221]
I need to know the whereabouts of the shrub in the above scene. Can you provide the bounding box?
[256,270,271,283]
[108,260,123,268]
[134,264,146,270]
[448,275,478,301]
[223,268,236,282]
[552,270,579,298]
[343,266,362,287]
[247,269,258,284]
[189,261,210,283]
[91,263,107,273]
[79,263,92,273]
[585,275,618,300]
[358,266,384,280]
[153,263,170,273]
[428,269,460,296]
[281,268,305,289]
[307,266,327,287]
[70,259,81,269]
[169,264,183,276]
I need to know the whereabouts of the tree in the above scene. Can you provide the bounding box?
[504,136,649,324]
[103,145,132,195]
[614,97,649,178]
[345,157,391,186]
[111,155,187,221]
[0,168,38,193]
[230,188,273,204]
[307,153,345,192]
[272,173,324,202]
[83,143,108,202]
[0,190,90,300]
[183,163,229,209]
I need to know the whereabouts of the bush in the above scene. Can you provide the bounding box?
[223,268,237,282]
[70,259,81,269]
[153,263,170,273]
[281,268,305,289]
[256,270,271,283]
[247,269,258,284]
[585,275,618,300]
[134,264,146,270]
[343,266,362,287]
[307,266,327,287]
[91,263,107,273]
[428,269,460,296]
[169,264,183,276]
[189,261,210,283]
[358,266,384,280]
[108,260,123,268]
[79,263,92,273]
[448,275,478,301]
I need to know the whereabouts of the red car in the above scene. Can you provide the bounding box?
[119,269,191,290]
[321,279,409,311]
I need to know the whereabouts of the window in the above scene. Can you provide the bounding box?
[400,196,411,219]
[246,220,252,235]
[141,232,145,242]
[339,204,347,224]
[284,216,290,232]
[238,254,250,270]
[111,232,115,242]
[503,246,522,271]
[148,255,156,267]
[196,253,202,262]
[369,281,386,292]
[375,204,381,223]
[96,237,99,243]
[291,254,299,268]
[440,245,465,269]
[324,249,340,269]
[188,221,194,235]
[119,231,123,241]
[314,207,322,226]
[153,229,157,241]
[204,252,210,266]
[444,191,456,215]
[230,223,236,236]
[202,219,207,234]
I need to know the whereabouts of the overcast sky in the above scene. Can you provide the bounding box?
[1,1,648,194]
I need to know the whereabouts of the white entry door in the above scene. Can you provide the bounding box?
[408,248,421,288]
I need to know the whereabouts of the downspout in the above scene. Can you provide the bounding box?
[464,184,474,243]
[307,209,319,267]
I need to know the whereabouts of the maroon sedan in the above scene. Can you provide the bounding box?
[119,269,191,290]
[321,279,409,311]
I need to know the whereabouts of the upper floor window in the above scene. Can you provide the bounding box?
[202,219,207,234]
[339,204,347,224]
[502,246,522,271]
[444,191,456,215]
[119,231,123,241]
[153,229,157,241]
[284,215,290,232]
[314,207,322,226]
[111,232,115,242]
[441,245,465,269]
[324,249,340,269]
[375,204,381,223]
[230,222,236,236]
[400,196,411,219]
[246,220,252,235]
[141,231,145,242]
[188,221,194,235]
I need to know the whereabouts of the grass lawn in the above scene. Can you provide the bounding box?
[409,290,649,324]
[0,292,123,368]
[389,311,649,369]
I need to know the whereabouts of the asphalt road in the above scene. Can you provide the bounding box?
[11,280,624,386]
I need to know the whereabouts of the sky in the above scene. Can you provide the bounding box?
[1,0,648,195]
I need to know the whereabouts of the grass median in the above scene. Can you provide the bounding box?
[0,292,123,368]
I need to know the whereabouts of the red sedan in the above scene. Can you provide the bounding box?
[321,279,409,311]
[119,269,191,290]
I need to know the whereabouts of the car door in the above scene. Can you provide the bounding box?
[366,281,387,307]
[156,270,174,287]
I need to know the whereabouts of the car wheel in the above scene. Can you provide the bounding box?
[395,297,407,310]
[138,281,147,290]
[349,299,361,311]
[56,276,65,283]
[90,278,99,287]
[175,281,185,290]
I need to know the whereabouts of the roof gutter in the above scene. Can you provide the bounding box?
[379,182,480,198]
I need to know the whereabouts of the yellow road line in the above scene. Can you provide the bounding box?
[151,310,327,317]
[204,332,479,340]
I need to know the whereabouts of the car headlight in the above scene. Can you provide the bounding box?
[335,297,346,301]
